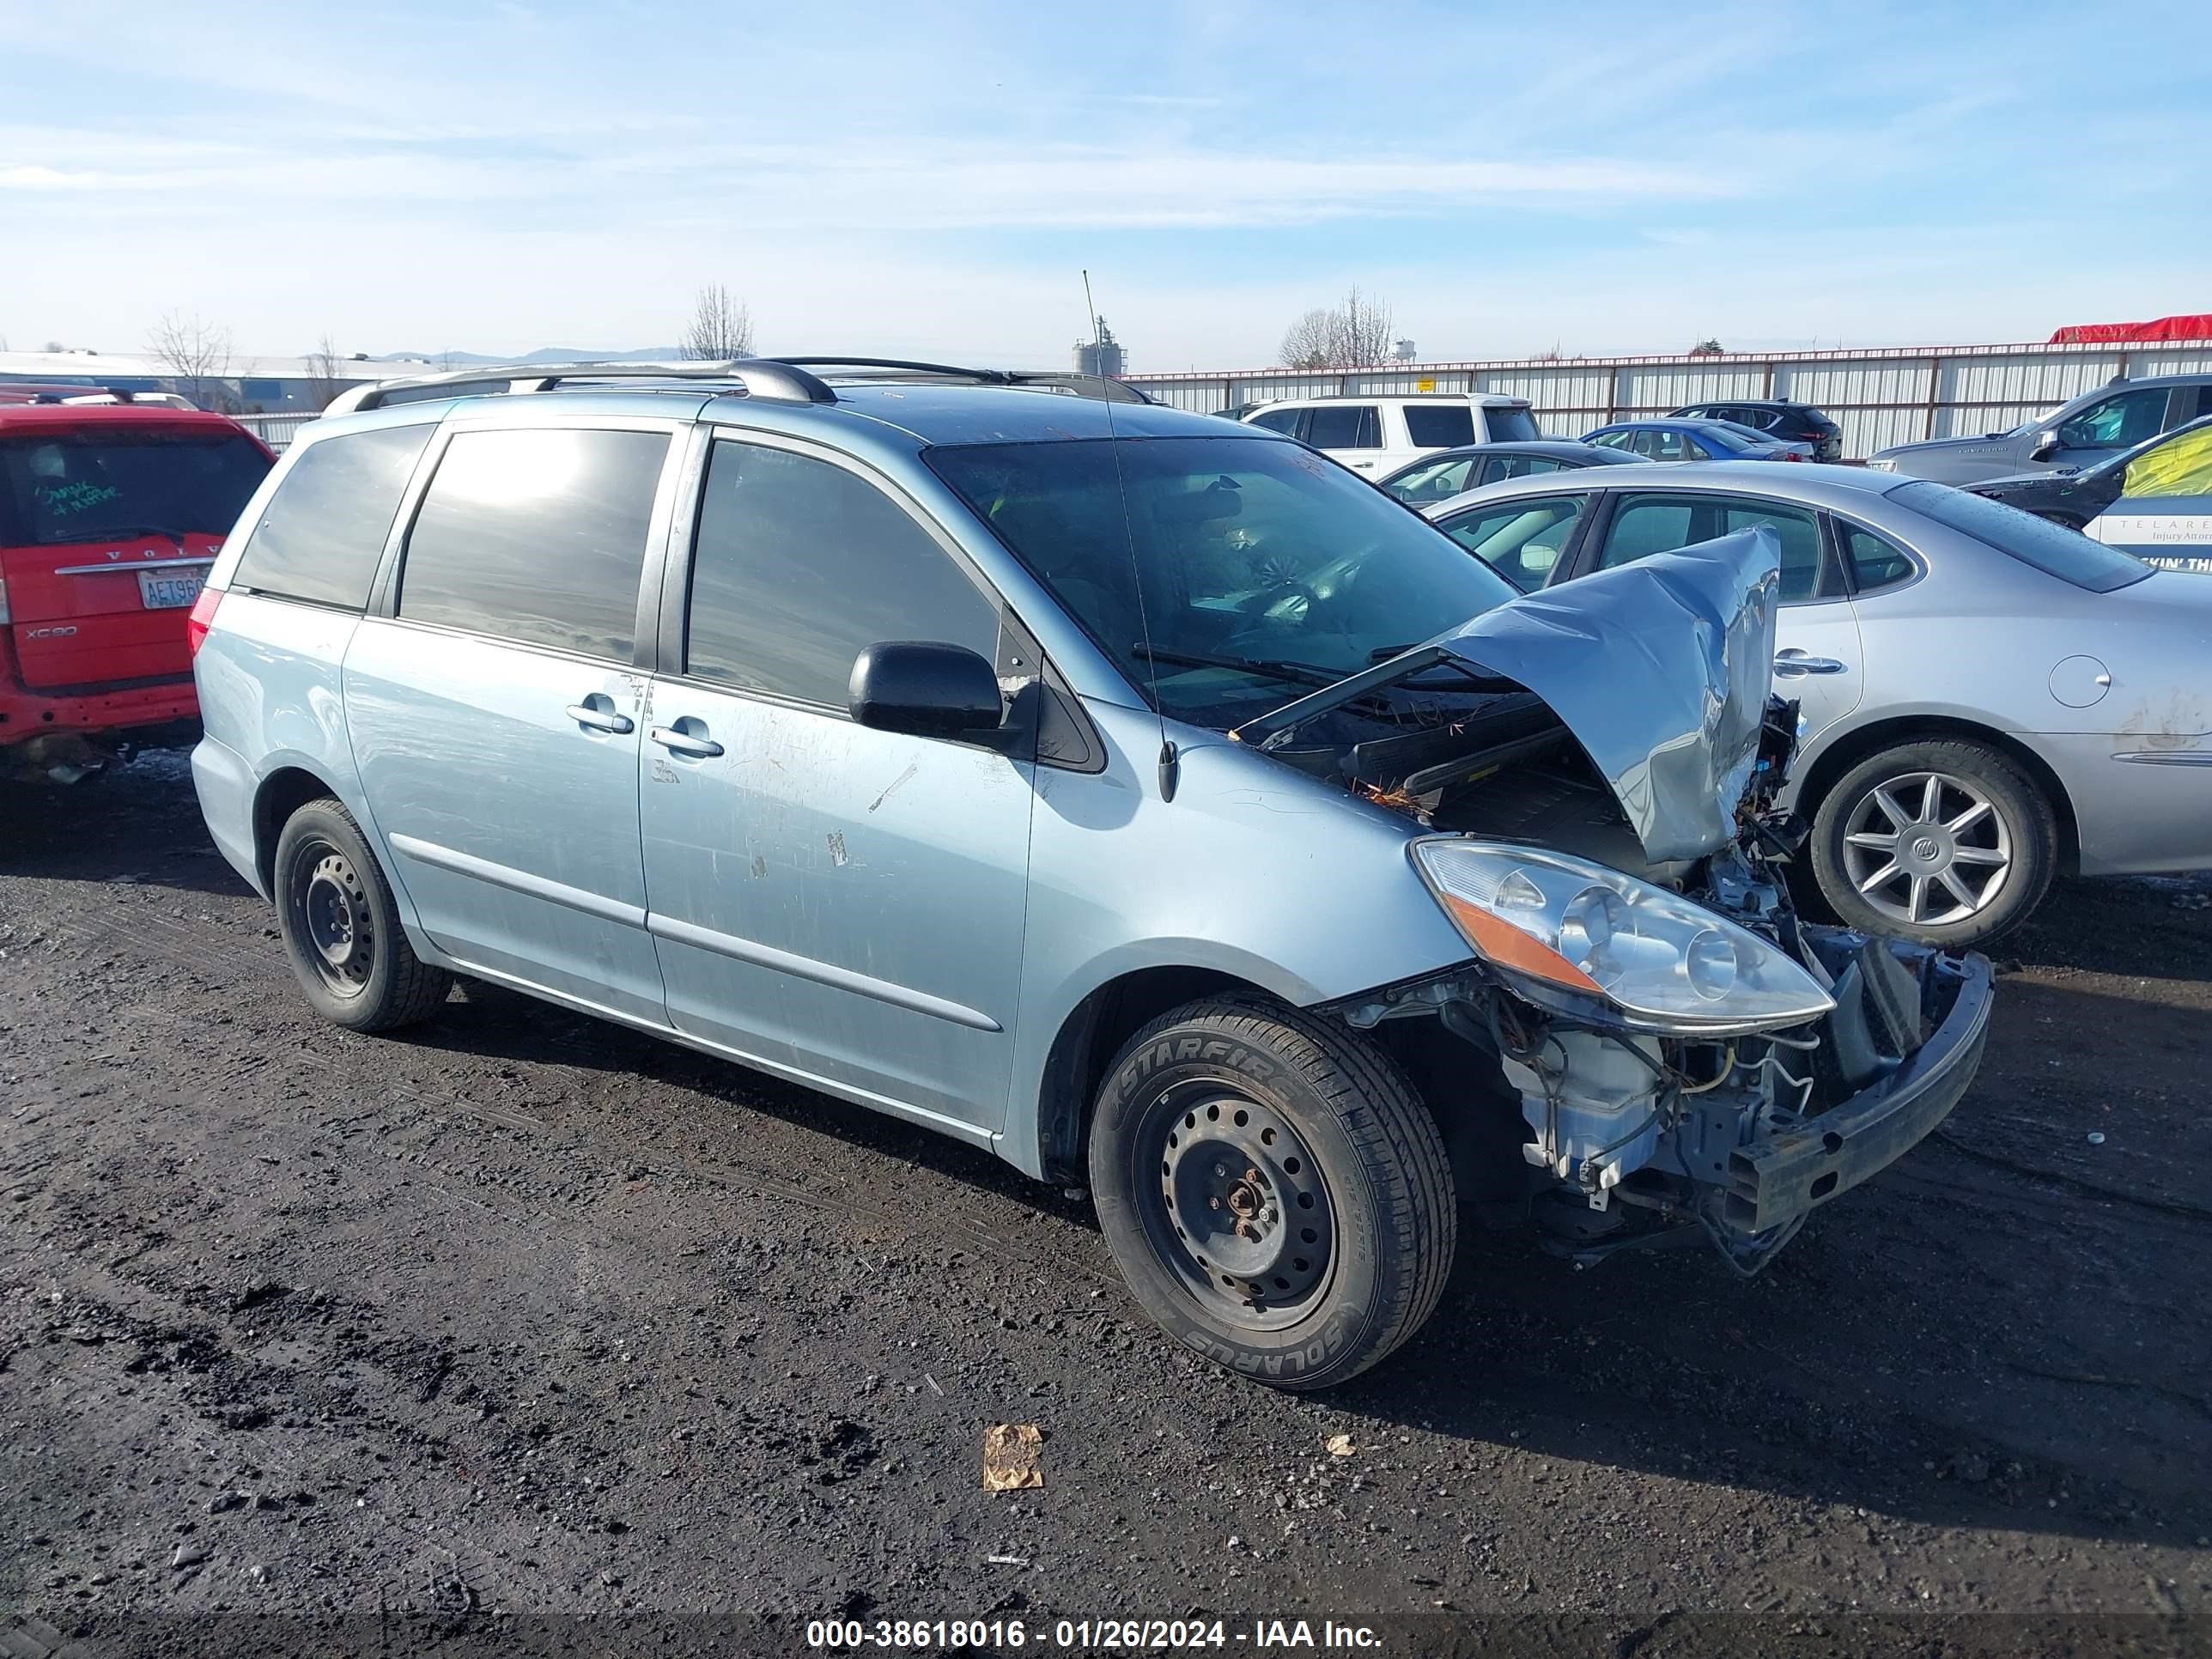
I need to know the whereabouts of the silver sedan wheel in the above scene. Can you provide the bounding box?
[1840,770,2012,928]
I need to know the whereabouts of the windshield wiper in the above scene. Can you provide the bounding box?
[1130,644,1339,687]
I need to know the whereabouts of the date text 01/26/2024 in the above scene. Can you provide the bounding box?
[805,1618,1385,1650]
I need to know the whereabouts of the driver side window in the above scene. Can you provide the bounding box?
[2059,388,2167,450]
[1442,496,1585,591]
[1385,455,1474,501]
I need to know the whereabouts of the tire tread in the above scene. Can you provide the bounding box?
[1102,996,1456,1387]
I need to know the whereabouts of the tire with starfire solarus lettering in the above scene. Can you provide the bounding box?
[1087,999,1456,1389]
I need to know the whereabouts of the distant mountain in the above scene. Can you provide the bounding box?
[371,347,684,366]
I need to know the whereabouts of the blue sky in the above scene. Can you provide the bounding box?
[3,1,2208,368]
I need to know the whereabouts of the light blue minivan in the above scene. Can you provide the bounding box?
[189,359,1991,1387]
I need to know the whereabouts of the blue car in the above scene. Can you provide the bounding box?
[1581,417,1812,463]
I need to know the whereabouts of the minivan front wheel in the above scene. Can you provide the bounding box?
[273,798,453,1031]
[1089,1000,1455,1389]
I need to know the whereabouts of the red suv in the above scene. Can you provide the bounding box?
[1,404,273,782]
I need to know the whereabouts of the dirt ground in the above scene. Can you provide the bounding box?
[3,752,2209,1657]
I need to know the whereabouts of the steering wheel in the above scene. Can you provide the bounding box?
[1242,578,1318,623]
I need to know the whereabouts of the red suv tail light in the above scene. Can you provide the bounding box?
[186,586,223,656]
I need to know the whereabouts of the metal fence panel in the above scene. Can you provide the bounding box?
[234,412,319,453]
[1123,339,2212,459]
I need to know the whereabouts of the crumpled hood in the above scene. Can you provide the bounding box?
[1425,527,1782,861]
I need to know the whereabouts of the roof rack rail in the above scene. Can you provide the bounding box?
[323,358,837,416]
[769,357,1155,404]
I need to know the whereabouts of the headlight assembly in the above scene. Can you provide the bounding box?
[1410,838,1835,1036]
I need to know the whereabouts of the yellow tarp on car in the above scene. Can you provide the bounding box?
[2125,424,2212,498]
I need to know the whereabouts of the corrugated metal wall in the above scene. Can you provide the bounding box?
[1128,340,2212,459]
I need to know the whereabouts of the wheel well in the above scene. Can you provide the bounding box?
[1796,716,2080,872]
[252,766,340,895]
[1036,967,1271,1182]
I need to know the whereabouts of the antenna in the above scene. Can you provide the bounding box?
[1082,268,1179,802]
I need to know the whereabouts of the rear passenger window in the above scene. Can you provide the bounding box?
[684,441,999,708]
[1306,405,1380,448]
[1841,524,1917,592]
[232,424,431,610]
[1404,406,1476,447]
[1599,492,1827,600]
[398,427,668,660]
[1718,498,1826,599]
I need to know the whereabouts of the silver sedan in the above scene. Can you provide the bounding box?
[1425,463,2212,945]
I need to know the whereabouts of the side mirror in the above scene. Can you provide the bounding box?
[848,641,1004,741]
[2029,429,2060,462]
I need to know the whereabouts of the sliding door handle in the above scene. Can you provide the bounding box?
[566,702,635,733]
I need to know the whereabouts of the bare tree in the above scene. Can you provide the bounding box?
[1277,289,1397,369]
[679,284,753,361]
[1332,288,1395,368]
[147,310,236,411]
[307,332,344,410]
[1280,308,1337,369]
[1687,337,1726,356]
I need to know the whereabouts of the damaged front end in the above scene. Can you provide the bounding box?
[1264,530,1996,1272]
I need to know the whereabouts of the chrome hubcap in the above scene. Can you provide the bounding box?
[1841,770,2011,927]
[1141,1084,1334,1331]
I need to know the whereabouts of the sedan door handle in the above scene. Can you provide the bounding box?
[1773,653,1847,677]
[566,702,635,734]
[650,725,724,758]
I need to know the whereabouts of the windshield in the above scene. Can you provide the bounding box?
[929,435,1520,726]
[0,430,270,547]
[1890,480,2152,592]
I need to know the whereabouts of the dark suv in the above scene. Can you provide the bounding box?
[1670,399,1843,462]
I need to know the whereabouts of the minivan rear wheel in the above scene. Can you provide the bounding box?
[273,798,452,1031]
[1089,999,1455,1389]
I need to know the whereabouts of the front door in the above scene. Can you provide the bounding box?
[345,421,678,1021]
[640,434,1034,1136]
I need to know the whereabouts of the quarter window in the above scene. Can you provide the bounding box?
[398,427,669,659]
[1403,405,1477,448]
[1839,524,1917,592]
[1305,405,1381,449]
[1248,408,1304,436]
[233,424,430,611]
[684,441,1000,708]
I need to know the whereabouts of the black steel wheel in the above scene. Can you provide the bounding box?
[1141,1079,1337,1330]
[1089,999,1455,1389]
[273,797,452,1032]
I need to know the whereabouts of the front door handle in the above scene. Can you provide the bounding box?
[650,724,724,758]
[1773,653,1847,678]
[566,702,635,733]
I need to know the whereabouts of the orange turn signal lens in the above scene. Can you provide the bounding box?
[1436,892,1603,995]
